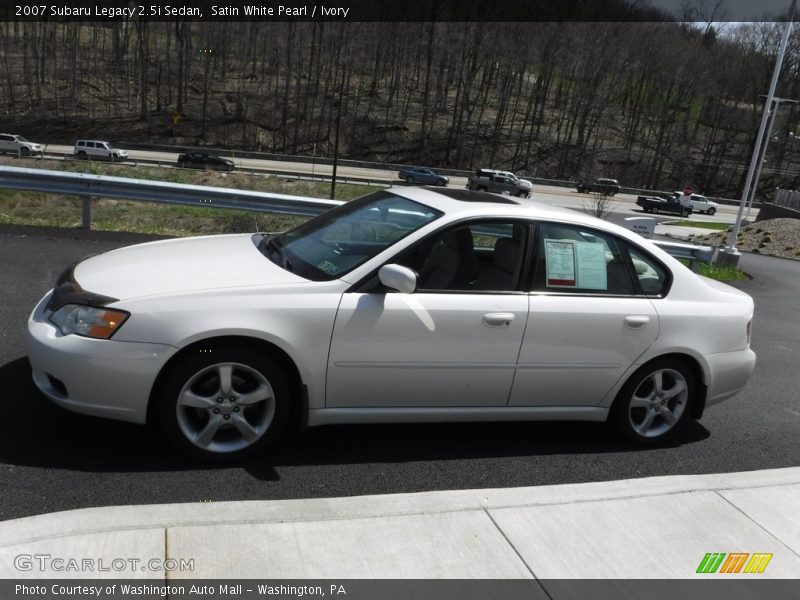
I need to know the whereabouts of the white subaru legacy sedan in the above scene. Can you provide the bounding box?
[27,187,756,461]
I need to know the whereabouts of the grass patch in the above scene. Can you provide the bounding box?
[695,262,748,281]
[676,258,747,281]
[0,158,375,236]
[664,220,729,230]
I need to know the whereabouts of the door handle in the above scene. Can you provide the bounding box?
[483,313,515,327]
[624,315,650,329]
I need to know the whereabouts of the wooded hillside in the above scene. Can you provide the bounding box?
[1,20,799,197]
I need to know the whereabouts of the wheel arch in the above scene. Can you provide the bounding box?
[146,335,306,431]
[608,352,708,419]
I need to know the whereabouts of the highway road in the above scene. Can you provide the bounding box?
[29,144,756,223]
[0,222,796,522]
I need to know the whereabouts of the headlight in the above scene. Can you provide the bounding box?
[49,304,129,339]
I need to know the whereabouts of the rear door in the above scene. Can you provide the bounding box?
[509,221,659,407]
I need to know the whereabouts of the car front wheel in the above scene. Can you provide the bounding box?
[406,176,414,184]
[706,208,716,216]
[156,346,289,462]
[610,358,694,445]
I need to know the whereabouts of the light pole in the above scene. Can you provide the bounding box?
[723,0,797,266]
[330,64,347,200]
[745,96,798,220]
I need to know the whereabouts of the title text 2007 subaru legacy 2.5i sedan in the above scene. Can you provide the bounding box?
[27,187,756,461]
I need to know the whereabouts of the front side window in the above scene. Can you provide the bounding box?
[532,222,635,295]
[393,221,527,293]
[261,192,442,281]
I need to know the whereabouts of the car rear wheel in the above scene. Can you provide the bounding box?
[610,358,694,445]
[707,208,716,216]
[652,206,659,214]
[77,151,87,160]
[155,346,289,462]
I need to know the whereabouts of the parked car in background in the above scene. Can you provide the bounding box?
[398,166,448,186]
[672,191,719,216]
[27,187,755,461]
[0,133,43,155]
[577,178,621,196]
[177,152,235,172]
[466,168,532,197]
[636,194,693,217]
[74,140,128,161]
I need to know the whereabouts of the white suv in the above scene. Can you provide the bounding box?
[74,140,128,162]
[673,192,719,216]
[0,133,43,156]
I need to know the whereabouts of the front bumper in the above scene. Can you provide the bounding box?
[26,291,176,424]
[705,348,757,408]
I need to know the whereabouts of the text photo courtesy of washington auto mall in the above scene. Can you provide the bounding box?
[1,0,800,598]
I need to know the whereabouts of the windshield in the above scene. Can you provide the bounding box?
[260,192,442,281]
[16,136,29,142]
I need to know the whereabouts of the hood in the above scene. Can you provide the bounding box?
[518,179,533,189]
[73,234,305,301]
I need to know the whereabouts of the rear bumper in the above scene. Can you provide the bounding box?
[705,348,757,408]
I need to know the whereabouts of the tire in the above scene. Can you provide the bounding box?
[516,190,526,198]
[706,208,716,216]
[609,358,695,445]
[682,210,689,217]
[436,179,446,186]
[177,162,186,168]
[20,147,30,156]
[111,153,118,162]
[77,151,87,160]
[406,176,414,184]
[155,345,290,462]
[477,185,488,192]
[577,187,585,193]
[652,206,659,214]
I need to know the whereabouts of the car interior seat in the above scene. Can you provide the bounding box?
[474,235,523,291]
[417,228,478,290]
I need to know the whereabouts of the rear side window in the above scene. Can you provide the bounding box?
[532,223,635,295]
[627,246,669,296]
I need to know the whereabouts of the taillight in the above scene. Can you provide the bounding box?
[746,320,752,347]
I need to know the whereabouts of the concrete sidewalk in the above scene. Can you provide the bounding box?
[1,468,799,580]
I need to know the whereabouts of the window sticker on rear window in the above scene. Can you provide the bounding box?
[544,240,576,287]
[545,239,608,290]
[574,241,607,290]
[316,260,342,275]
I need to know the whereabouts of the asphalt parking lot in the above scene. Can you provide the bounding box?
[1,224,799,521]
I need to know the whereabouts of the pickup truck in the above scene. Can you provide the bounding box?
[466,169,532,198]
[636,194,693,217]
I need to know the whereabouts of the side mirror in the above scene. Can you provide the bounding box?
[378,264,417,294]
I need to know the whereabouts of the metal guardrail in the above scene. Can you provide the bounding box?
[0,166,342,229]
[652,239,715,270]
[2,166,719,272]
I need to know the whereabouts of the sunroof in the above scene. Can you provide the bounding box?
[424,187,521,204]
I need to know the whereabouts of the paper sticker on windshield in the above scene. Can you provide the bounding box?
[317,260,341,275]
[545,240,576,287]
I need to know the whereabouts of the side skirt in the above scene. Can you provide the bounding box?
[307,406,608,427]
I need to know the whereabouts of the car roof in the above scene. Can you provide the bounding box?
[390,185,631,231]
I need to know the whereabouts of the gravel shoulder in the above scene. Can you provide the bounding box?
[701,218,800,261]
